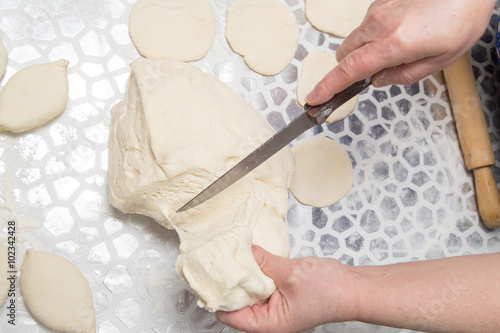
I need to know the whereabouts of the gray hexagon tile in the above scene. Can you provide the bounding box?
[1,1,500,333]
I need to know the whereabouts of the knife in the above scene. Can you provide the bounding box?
[176,77,372,213]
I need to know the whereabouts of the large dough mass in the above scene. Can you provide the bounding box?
[129,0,216,61]
[290,136,353,207]
[305,0,371,38]
[107,58,295,311]
[297,50,358,123]
[225,0,300,75]
[0,59,69,133]
[20,249,95,333]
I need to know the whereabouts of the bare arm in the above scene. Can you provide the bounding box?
[354,253,500,332]
[216,246,500,333]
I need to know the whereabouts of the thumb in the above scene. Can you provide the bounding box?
[252,244,291,282]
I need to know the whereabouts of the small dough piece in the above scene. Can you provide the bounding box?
[305,0,371,38]
[129,0,216,61]
[0,244,9,305]
[0,32,6,81]
[297,50,358,123]
[20,249,95,333]
[108,58,295,311]
[226,0,300,75]
[0,59,69,133]
[290,136,353,207]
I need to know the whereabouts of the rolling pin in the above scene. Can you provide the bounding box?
[443,53,500,229]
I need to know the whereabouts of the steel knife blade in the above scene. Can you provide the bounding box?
[176,77,372,213]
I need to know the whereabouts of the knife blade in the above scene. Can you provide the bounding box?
[176,77,372,213]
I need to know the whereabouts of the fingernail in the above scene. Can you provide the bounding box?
[305,91,315,104]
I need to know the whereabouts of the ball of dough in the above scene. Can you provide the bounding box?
[129,0,216,61]
[305,0,371,38]
[297,50,359,123]
[0,59,69,133]
[20,249,96,333]
[0,32,7,81]
[225,0,300,76]
[290,136,354,207]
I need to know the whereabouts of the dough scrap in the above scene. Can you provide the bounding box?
[0,32,6,81]
[108,58,295,311]
[305,0,371,38]
[0,59,69,133]
[129,0,216,61]
[225,0,300,75]
[20,249,95,333]
[297,50,358,123]
[290,136,353,207]
[0,244,9,305]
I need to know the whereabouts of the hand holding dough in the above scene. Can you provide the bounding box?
[0,59,69,133]
[20,249,96,333]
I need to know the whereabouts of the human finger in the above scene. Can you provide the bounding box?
[251,244,292,283]
[372,52,463,87]
[305,41,397,105]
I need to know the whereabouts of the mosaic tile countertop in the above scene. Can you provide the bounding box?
[1,1,500,332]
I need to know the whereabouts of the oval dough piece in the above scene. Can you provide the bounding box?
[20,249,95,333]
[0,32,6,81]
[290,136,353,207]
[0,59,69,133]
[129,0,216,61]
[226,0,300,76]
[0,244,9,305]
[297,50,359,123]
[305,0,371,38]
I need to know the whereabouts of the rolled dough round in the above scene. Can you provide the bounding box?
[225,0,300,76]
[297,50,359,123]
[0,59,69,133]
[20,249,95,333]
[0,32,6,81]
[129,0,216,61]
[290,136,354,207]
[305,0,371,38]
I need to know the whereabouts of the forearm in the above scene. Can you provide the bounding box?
[352,253,500,332]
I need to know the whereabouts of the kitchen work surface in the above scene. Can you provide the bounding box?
[1,1,500,332]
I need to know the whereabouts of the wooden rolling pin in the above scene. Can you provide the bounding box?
[443,53,500,229]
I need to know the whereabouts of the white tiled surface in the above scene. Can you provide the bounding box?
[1,1,500,332]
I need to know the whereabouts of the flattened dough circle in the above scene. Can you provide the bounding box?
[305,0,371,38]
[20,249,96,333]
[226,0,300,76]
[290,136,353,207]
[297,50,358,123]
[129,0,216,61]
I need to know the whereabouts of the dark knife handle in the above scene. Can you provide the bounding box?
[305,77,372,125]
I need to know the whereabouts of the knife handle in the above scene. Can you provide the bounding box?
[305,77,372,125]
